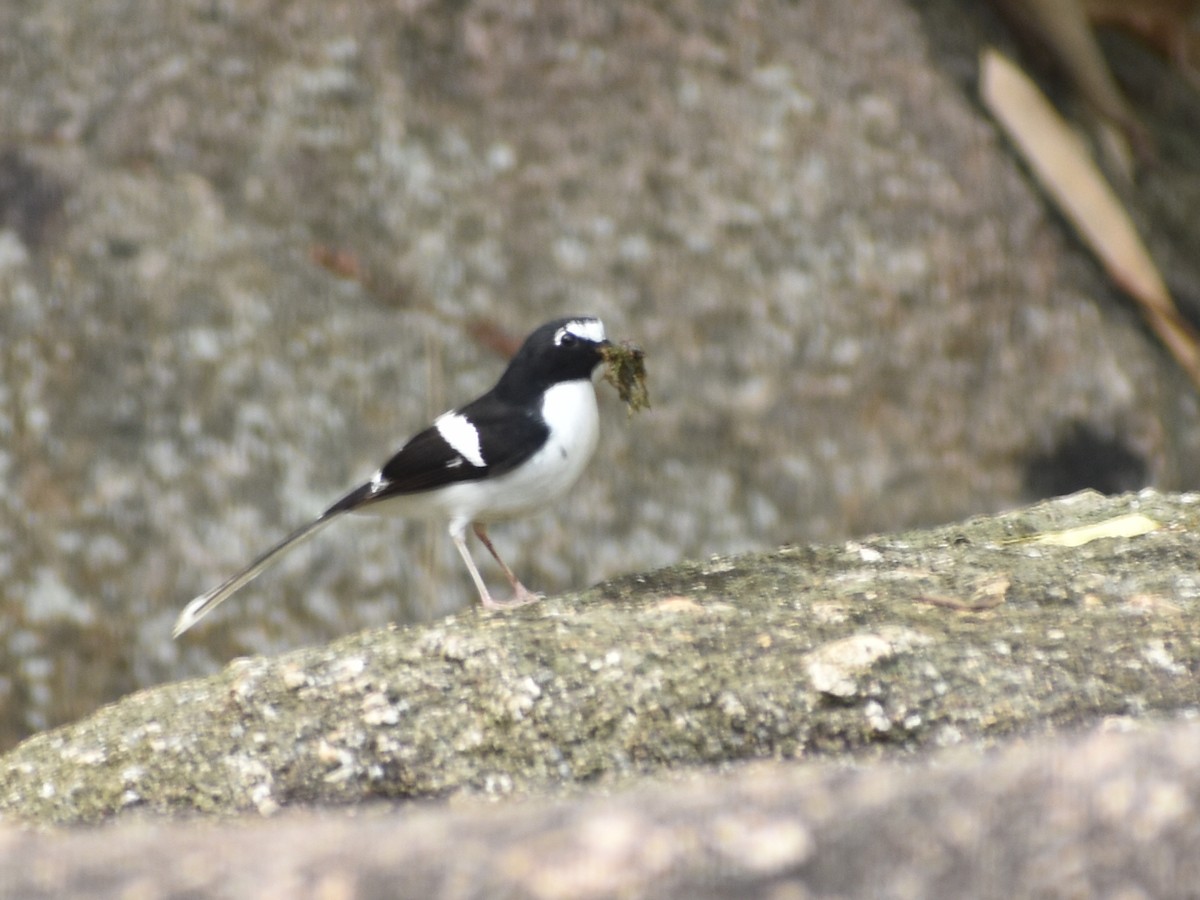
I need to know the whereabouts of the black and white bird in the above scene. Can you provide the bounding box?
[173,316,611,637]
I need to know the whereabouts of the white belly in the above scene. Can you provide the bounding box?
[365,378,600,527]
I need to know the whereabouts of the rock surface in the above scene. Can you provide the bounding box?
[2,0,1199,756]
[2,488,1198,821]
[2,720,1199,899]
[1,490,1199,895]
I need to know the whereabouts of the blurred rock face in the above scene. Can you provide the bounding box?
[1,0,1197,748]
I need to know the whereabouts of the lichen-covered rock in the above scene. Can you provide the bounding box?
[2,490,1199,829]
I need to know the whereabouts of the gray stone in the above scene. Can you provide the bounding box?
[3,720,1199,898]
[2,490,1200,895]
[3,488,1199,827]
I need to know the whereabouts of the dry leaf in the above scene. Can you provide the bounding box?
[1021,512,1161,547]
[309,244,362,280]
[915,576,1009,613]
[980,48,1200,389]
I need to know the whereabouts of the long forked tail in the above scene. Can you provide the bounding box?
[173,512,344,638]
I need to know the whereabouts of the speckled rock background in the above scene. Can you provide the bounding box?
[1,0,1198,747]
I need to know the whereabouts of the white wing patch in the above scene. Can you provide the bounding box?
[555,318,606,346]
[435,411,486,468]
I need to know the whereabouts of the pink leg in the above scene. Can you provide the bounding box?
[472,523,543,608]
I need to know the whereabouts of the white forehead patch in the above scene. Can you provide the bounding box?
[554,319,606,346]
[435,412,486,468]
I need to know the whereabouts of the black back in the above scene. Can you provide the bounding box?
[325,316,607,514]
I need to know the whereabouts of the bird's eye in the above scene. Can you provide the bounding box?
[558,332,577,346]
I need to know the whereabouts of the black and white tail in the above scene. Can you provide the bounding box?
[172,513,343,637]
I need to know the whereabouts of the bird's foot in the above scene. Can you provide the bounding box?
[480,585,544,610]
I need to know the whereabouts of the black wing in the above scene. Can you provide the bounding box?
[325,396,548,514]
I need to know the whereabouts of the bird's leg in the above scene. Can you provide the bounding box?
[472,523,543,608]
[450,526,496,608]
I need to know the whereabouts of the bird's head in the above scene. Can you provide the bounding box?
[499,316,611,395]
